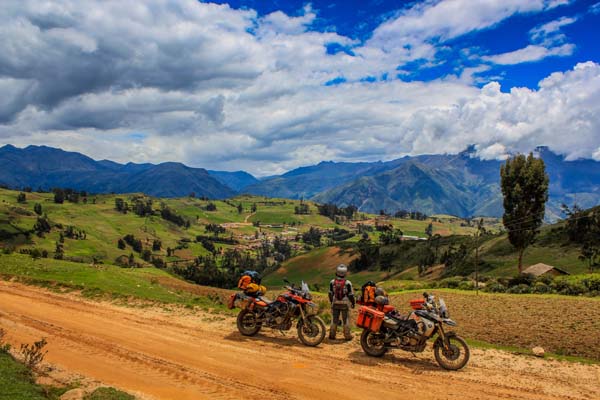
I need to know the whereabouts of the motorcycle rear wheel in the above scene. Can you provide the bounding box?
[434,335,470,370]
[237,309,262,336]
[297,316,326,346]
[360,330,387,357]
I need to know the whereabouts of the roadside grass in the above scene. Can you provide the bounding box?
[0,352,67,400]
[84,387,135,400]
[0,254,230,311]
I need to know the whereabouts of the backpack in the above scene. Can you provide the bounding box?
[238,275,252,290]
[362,285,376,303]
[333,278,347,301]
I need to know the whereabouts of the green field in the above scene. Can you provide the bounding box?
[0,254,229,309]
[0,188,484,270]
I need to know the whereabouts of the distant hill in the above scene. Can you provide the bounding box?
[207,170,259,192]
[249,147,600,218]
[0,145,235,198]
[1,144,598,217]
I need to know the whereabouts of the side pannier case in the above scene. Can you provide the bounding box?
[356,306,385,332]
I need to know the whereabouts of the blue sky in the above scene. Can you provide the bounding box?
[214,0,600,89]
[0,0,599,175]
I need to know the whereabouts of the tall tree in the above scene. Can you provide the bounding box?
[500,153,549,272]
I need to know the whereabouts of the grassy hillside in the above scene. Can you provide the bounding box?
[262,246,388,290]
[0,188,483,269]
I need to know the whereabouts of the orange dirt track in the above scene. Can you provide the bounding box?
[1,280,598,400]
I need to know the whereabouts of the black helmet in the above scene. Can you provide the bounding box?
[375,287,385,297]
[375,295,388,305]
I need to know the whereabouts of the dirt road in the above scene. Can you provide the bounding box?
[1,281,598,400]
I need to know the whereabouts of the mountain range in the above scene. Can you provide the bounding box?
[1,144,599,219]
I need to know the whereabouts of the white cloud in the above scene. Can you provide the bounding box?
[483,43,574,65]
[0,0,597,176]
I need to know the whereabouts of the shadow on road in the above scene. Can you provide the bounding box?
[223,331,302,347]
[348,349,439,372]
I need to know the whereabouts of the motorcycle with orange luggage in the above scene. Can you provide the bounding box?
[357,292,470,370]
[228,280,326,346]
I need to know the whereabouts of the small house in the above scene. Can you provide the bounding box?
[522,263,569,277]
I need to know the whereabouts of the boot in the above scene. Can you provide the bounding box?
[343,326,353,341]
[329,325,336,340]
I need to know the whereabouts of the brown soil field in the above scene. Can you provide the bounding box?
[388,291,600,360]
[1,280,599,400]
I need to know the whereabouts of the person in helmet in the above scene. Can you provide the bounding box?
[328,264,355,340]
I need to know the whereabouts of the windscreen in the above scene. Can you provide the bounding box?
[301,281,310,294]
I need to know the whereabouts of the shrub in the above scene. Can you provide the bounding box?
[506,284,531,294]
[0,328,10,353]
[581,274,600,292]
[532,282,552,294]
[458,281,475,291]
[483,282,506,293]
[19,338,48,369]
[508,273,535,287]
[551,277,587,296]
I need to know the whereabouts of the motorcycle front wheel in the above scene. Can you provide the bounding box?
[236,309,262,336]
[297,316,326,346]
[434,335,470,370]
[360,329,387,357]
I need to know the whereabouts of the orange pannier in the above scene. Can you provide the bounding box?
[356,306,384,332]
[227,293,237,309]
[409,299,425,310]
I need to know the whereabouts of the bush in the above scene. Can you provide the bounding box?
[551,277,587,296]
[0,328,10,353]
[508,273,535,287]
[19,338,47,369]
[581,274,600,292]
[506,284,531,294]
[532,282,552,294]
[483,282,506,293]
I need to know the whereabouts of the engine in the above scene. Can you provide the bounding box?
[267,301,295,328]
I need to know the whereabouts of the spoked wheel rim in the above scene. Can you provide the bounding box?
[297,317,326,346]
[237,309,262,336]
[435,336,470,370]
[242,312,258,329]
[368,332,385,348]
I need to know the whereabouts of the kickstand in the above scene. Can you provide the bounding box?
[411,352,417,357]
[279,330,286,336]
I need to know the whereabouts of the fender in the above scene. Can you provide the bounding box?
[433,330,457,349]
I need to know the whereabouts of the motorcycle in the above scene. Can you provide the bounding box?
[228,280,326,346]
[357,292,470,370]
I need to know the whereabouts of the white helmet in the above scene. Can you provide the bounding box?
[335,264,348,278]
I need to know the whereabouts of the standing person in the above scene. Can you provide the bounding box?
[328,264,355,340]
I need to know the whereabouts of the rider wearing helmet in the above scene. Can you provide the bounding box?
[328,264,355,340]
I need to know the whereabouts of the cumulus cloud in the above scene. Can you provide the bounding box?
[483,43,575,65]
[0,0,597,176]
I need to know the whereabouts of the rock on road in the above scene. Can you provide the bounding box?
[0,281,598,400]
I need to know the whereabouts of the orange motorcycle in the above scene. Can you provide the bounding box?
[228,280,326,346]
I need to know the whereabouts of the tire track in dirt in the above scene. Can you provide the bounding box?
[1,281,599,400]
